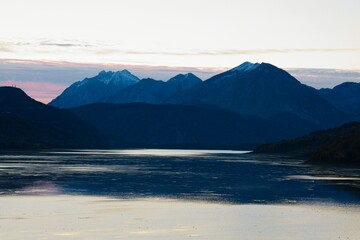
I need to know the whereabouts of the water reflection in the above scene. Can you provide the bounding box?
[49,149,249,156]
[17,181,62,195]
[0,149,359,204]
[287,175,360,181]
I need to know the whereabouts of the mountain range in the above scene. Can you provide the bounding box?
[2,61,360,153]
[1,86,310,150]
[50,62,359,129]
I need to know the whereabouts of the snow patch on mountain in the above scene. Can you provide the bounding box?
[231,61,260,72]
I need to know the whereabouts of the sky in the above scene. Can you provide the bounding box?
[0,0,359,103]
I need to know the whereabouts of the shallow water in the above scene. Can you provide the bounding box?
[1,195,360,240]
[0,149,360,239]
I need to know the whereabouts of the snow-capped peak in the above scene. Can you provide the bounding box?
[231,62,260,72]
[106,70,140,85]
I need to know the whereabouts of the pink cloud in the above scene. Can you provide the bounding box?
[0,80,66,104]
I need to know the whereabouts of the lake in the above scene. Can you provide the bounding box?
[0,149,360,239]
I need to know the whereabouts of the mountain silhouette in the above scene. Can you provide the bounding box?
[0,86,106,149]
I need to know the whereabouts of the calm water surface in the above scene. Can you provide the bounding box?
[0,149,360,239]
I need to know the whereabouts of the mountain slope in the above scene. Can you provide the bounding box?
[254,122,360,155]
[70,103,315,149]
[49,70,140,108]
[168,62,348,129]
[309,133,360,166]
[107,78,177,104]
[318,82,360,121]
[0,113,78,149]
[0,86,106,148]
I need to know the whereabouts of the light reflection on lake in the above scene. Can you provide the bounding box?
[49,149,250,156]
[0,149,359,203]
[0,149,360,239]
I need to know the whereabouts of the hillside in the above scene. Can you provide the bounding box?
[309,133,360,166]
[254,122,360,166]
[0,87,106,149]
